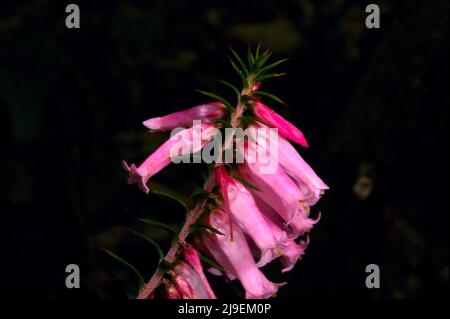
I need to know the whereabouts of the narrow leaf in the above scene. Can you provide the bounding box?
[151,189,189,212]
[127,229,164,261]
[258,58,289,76]
[217,79,240,100]
[254,91,287,106]
[228,57,248,88]
[139,218,178,237]
[254,73,286,82]
[102,248,145,288]
[190,223,225,236]
[255,42,262,60]
[189,187,210,199]
[196,89,233,110]
[247,46,255,70]
[199,253,225,272]
[229,47,249,76]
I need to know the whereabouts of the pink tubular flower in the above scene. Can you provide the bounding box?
[255,199,309,272]
[214,166,289,268]
[170,261,216,299]
[249,123,328,205]
[122,122,217,194]
[202,209,284,299]
[252,101,309,148]
[143,102,225,132]
[238,156,307,224]
[183,244,217,299]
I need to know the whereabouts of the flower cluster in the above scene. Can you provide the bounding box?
[122,47,328,299]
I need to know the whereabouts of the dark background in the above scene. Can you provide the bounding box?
[0,0,448,298]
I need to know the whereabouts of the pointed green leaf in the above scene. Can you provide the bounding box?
[189,187,210,200]
[196,89,233,110]
[190,223,225,236]
[255,42,262,60]
[199,253,225,272]
[258,58,289,76]
[102,248,145,288]
[254,91,287,106]
[139,218,178,237]
[255,49,273,71]
[247,46,255,70]
[229,47,249,76]
[228,57,248,88]
[217,79,240,100]
[151,189,189,212]
[127,229,164,261]
[216,118,232,128]
[254,73,286,82]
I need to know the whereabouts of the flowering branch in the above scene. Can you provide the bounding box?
[119,45,328,299]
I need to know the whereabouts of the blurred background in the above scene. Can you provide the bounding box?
[0,0,448,298]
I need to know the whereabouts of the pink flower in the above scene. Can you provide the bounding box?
[255,199,309,272]
[170,261,216,299]
[214,166,290,267]
[122,122,217,193]
[252,101,309,148]
[201,209,284,299]
[183,244,217,299]
[143,102,225,132]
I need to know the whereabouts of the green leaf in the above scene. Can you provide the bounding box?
[125,291,136,299]
[228,57,248,88]
[254,91,287,106]
[151,189,189,212]
[199,253,225,272]
[254,73,286,82]
[139,218,178,237]
[217,79,240,100]
[196,89,233,110]
[258,58,289,76]
[255,42,262,60]
[247,46,255,70]
[189,187,210,200]
[190,223,225,236]
[229,47,249,76]
[127,229,165,261]
[216,118,232,128]
[102,248,145,289]
[255,48,272,71]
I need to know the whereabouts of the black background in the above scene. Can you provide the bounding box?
[0,0,448,298]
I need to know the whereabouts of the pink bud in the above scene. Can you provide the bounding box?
[171,272,194,299]
[252,101,309,148]
[172,261,216,299]
[163,279,182,299]
[183,244,217,299]
[122,122,217,193]
[143,102,225,132]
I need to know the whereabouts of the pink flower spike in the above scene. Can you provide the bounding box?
[122,122,217,194]
[252,101,309,148]
[143,102,225,132]
[202,210,285,299]
[183,244,217,299]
